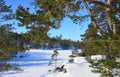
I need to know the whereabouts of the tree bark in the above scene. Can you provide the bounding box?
[105,0,116,34]
[105,7,113,33]
[113,23,116,34]
[83,0,100,32]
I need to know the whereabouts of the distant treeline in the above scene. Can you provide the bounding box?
[25,38,81,50]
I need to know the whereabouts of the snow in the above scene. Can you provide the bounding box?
[1,49,100,77]
[46,57,100,77]
[91,55,106,61]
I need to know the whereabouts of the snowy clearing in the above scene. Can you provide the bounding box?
[1,49,100,77]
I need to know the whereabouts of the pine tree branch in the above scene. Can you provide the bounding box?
[86,0,117,11]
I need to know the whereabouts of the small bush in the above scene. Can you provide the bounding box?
[78,52,86,57]
[72,49,79,56]
[69,55,76,57]
[69,55,75,62]
[68,58,74,62]
[0,63,23,72]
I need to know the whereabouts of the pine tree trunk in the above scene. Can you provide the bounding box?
[83,0,99,32]
[105,0,116,34]
[113,23,116,34]
[105,7,113,33]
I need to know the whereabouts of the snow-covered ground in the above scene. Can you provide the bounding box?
[1,49,100,77]
[46,57,100,77]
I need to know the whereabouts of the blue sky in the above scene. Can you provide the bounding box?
[5,0,89,41]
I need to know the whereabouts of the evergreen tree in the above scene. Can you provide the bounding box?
[81,24,100,41]
[48,50,59,70]
[0,0,23,72]
[0,0,14,60]
[25,27,49,48]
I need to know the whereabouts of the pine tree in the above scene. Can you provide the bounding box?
[48,50,59,71]
[0,0,14,61]
[0,0,23,72]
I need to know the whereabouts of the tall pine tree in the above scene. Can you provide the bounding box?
[0,0,24,72]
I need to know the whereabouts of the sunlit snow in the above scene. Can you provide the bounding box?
[1,49,100,77]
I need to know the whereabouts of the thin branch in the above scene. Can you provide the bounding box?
[86,0,117,11]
